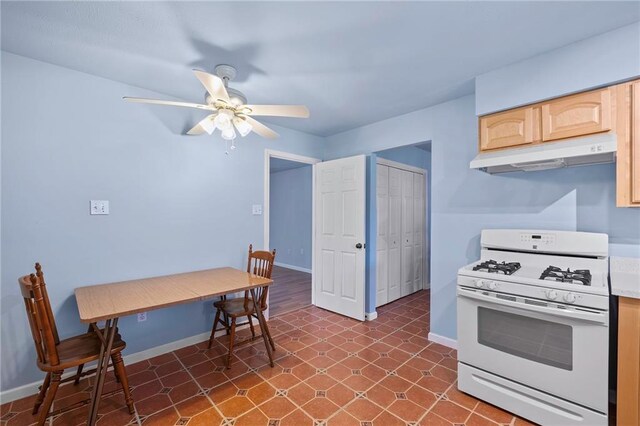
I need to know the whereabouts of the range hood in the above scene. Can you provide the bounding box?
[470,133,617,174]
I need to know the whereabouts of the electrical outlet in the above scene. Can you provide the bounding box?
[137,312,147,322]
[90,200,109,215]
[252,204,262,215]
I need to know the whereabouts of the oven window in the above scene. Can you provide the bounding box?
[477,307,573,371]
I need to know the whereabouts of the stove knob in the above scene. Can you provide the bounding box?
[474,280,485,288]
[487,281,498,290]
[564,293,577,304]
[545,290,558,300]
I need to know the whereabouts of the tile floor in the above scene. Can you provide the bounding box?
[1,291,535,426]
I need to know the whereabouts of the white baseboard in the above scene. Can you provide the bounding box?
[274,262,312,274]
[428,332,457,350]
[365,311,378,321]
[0,324,249,405]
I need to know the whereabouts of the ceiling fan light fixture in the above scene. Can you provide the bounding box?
[233,116,252,137]
[221,126,236,141]
[201,115,216,135]
[214,109,233,130]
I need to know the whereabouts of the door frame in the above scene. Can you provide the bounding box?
[264,149,321,305]
[375,158,429,306]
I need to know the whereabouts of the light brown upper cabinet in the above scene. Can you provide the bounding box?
[541,88,613,142]
[614,80,640,207]
[479,106,540,151]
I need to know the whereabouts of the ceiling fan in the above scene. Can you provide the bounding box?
[123,64,309,150]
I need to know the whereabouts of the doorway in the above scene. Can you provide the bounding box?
[264,150,319,317]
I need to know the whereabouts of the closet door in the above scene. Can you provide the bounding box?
[401,170,414,297]
[387,167,402,302]
[376,165,389,307]
[413,173,424,293]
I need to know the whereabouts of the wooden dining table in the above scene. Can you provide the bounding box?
[74,267,273,426]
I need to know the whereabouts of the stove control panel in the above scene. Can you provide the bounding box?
[520,232,556,249]
[543,289,578,303]
[474,279,499,290]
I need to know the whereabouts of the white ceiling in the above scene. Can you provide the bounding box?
[2,2,638,136]
[270,158,311,173]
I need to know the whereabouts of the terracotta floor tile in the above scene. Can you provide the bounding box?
[187,407,223,426]
[431,365,457,384]
[217,395,255,418]
[159,370,191,388]
[154,360,183,378]
[372,409,406,426]
[466,413,500,426]
[168,380,200,404]
[341,375,375,393]
[445,386,479,411]
[366,385,396,409]
[232,372,263,390]
[326,383,355,407]
[291,362,317,381]
[147,352,177,366]
[301,397,340,420]
[287,382,316,406]
[187,360,216,378]
[419,411,454,426]
[379,375,412,393]
[136,393,174,417]
[474,401,515,424]
[406,385,437,409]
[194,370,227,390]
[326,363,351,382]
[269,373,301,390]
[247,382,276,406]
[129,370,158,387]
[327,409,360,426]
[234,407,269,426]
[174,395,212,417]
[344,398,383,421]
[416,376,451,394]
[208,381,238,405]
[258,395,296,419]
[96,406,136,425]
[387,398,428,422]
[339,356,370,370]
[306,374,338,391]
[430,400,472,424]
[279,407,314,426]
[141,406,180,425]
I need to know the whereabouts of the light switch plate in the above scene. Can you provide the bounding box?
[90,200,109,215]
[252,204,262,215]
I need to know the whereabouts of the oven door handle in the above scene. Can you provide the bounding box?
[457,288,608,325]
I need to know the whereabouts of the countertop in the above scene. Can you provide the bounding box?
[610,256,640,299]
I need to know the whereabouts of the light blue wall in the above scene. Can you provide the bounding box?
[325,93,640,341]
[475,22,640,115]
[0,52,325,391]
[269,166,312,270]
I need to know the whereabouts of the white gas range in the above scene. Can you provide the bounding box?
[457,229,610,426]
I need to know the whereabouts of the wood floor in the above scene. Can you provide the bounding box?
[269,265,311,317]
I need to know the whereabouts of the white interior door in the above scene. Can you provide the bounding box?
[388,167,402,302]
[314,155,366,321]
[401,170,414,297]
[413,173,424,292]
[376,165,389,307]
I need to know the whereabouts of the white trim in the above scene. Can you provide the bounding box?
[428,332,458,350]
[365,311,378,321]
[0,325,251,404]
[274,262,312,274]
[376,157,426,175]
[264,149,320,309]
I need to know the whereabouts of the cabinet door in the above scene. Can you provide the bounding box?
[479,106,540,151]
[412,173,424,293]
[376,165,389,307]
[387,167,402,302]
[633,81,640,203]
[401,170,414,297]
[541,88,612,142]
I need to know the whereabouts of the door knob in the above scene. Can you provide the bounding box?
[356,243,363,249]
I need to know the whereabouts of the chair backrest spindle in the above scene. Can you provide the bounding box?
[245,244,276,311]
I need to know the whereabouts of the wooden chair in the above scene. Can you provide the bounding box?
[19,263,134,425]
[208,244,276,368]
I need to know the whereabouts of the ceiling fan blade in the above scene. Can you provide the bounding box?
[243,104,309,118]
[193,70,230,103]
[123,97,212,111]
[187,114,216,135]
[243,116,279,139]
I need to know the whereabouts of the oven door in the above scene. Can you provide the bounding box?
[457,286,609,413]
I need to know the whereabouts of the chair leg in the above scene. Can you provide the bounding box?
[111,352,134,414]
[36,371,61,426]
[73,364,84,385]
[226,317,236,369]
[256,313,276,351]
[32,373,51,415]
[247,314,256,338]
[209,308,222,349]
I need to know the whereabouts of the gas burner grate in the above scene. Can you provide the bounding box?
[540,266,591,286]
[473,260,521,275]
